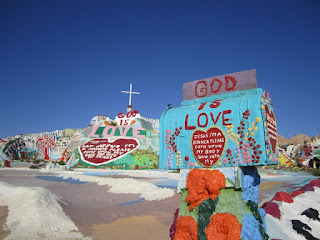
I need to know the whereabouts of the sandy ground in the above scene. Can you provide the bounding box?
[0,206,10,239]
[0,168,318,240]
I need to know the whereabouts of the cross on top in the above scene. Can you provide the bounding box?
[121,83,140,106]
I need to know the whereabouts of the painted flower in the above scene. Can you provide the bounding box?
[205,213,241,240]
[174,216,198,240]
[186,169,226,211]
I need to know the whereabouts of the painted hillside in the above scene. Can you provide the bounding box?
[0,112,160,170]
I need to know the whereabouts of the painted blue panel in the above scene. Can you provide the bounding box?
[160,89,279,169]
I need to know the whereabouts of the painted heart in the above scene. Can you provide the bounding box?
[79,138,139,165]
[191,127,226,167]
[265,105,277,155]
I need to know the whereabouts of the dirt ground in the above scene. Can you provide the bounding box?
[0,206,10,239]
[0,168,317,240]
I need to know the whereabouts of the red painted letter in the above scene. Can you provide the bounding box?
[118,113,125,118]
[210,112,221,125]
[210,78,223,93]
[222,110,232,125]
[195,81,207,98]
[209,100,221,109]
[198,113,208,128]
[225,76,237,91]
[198,102,207,110]
[185,114,196,130]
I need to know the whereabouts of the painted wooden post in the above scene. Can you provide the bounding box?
[160,70,278,239]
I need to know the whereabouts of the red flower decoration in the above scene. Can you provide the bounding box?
[205,213,241,240]
[174,216,198,240]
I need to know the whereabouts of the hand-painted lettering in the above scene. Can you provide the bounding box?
[185,109,232,130]
[210,78,223,93]
[195,80,207,98]
[102,126,117,137]
[132,128,146,138]
[209,100,221,109]
[88,125,100,138]
[225,76,237,91]
[118,113,125,118]
[194,76,238,97]
[185,114,196,130]
[210,112,221,125]
[222,110,232,125]
[198,113,209,128]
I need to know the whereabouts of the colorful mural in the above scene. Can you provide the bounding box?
[0,112,159,169]
[160,88,279,169]
[162,70,278,239]
[70,112,160,169]
[1,138,26,160]
[171,168,268,240]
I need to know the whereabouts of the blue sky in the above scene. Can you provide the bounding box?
[0,0,319,139]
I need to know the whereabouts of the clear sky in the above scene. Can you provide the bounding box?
[0,0,319,139]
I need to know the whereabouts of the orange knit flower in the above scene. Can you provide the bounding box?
[174,216,198,240]
[205,213,242,240]
[186,169,226,210]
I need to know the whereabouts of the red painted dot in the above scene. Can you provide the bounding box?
[185,156,189,161]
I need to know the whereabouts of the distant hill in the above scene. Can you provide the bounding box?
[278,134,312,146]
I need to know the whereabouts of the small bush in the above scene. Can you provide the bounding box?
[58,161,66,165]
[30,164,39,169]
[33,159,41,164]
[311,169,320,176]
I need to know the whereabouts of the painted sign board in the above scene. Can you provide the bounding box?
[159,88,279,169]
[75,121,160,170]
[183,69,257,101]
[115,110,141,126]
[79,138,140,165]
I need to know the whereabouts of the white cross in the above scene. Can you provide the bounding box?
[121,83,140,106]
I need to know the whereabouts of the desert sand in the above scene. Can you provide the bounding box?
[0,168,319,240]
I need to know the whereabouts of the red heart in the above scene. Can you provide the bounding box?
[265,105,277,155]
[79,138,139,165]
[191,127,226,167]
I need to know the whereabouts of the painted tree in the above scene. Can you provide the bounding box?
[37,135,55,160]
